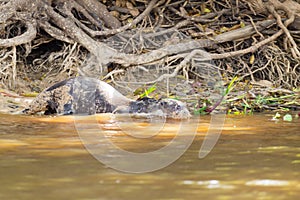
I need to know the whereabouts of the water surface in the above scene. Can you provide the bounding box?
[0,113,299,200]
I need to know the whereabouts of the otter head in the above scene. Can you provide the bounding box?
[128,97,159,113]
[158,99,191,119]
[116,97,190,119]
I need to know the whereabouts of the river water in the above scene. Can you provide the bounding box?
[0,113,299,200]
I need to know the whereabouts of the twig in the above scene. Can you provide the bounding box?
[121,49,209,84]
[12,46,16,87]
[102,69,125,80]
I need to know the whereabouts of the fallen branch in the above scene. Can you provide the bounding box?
[110,19,277,65]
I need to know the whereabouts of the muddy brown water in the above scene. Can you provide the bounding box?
[0,113,299,200]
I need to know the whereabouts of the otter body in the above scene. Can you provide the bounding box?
[24,77,190,119]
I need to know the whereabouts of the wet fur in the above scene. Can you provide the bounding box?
[24,77,190,119]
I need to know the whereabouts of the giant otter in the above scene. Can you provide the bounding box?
[24,76,190,119]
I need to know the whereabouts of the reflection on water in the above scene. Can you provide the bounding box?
[0,113,299,199]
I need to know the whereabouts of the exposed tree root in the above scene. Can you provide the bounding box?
[0,0,299,99]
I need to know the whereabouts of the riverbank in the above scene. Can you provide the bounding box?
[1,80,299,117]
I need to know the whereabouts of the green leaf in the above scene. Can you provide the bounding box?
[272,112,281,120]
[283,114,293,122]
[240,21,245,28]
[194,106,208,115]
[225,76,238,96]
[22,92,39,97]
[139,84,157,98]
[203,8,211,13]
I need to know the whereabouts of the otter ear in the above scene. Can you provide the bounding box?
[113,106,129,114]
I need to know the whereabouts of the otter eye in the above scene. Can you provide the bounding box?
[175,105,181,110]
